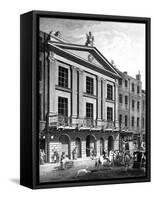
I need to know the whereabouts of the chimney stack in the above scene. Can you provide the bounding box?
[136,71,141,81]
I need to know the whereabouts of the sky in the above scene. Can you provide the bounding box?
[40,18,145,89]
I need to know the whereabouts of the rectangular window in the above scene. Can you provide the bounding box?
[132,116,134,127]
[125,80,128,87]
[125,115,128,127]
[86,103,93,119]
[86,76,94,95]
[125,95,128,105]
[107,107,113,121]
[142,100,145,111]
[132,100,135,110]
[119,94,123,103]
[142,118,144,128]
[132,83,134,92]
[58,66,68,88]
[119,79,122,86]
[58,97,68,116]
[137,117,140,127]
[119,114,122,126]
[137,85,140,94]
[107,84,113,100]
[137,101,140,111]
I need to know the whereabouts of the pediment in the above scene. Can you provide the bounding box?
[49,41,120,77]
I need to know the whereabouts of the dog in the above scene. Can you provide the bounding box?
[75,168,91,177]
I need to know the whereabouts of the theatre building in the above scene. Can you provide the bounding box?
[39,31,121,162]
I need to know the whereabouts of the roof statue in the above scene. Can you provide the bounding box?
[85,32,94,46]
[54,31,62,38]
[48,31,62,41]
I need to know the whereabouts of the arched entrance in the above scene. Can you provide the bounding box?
[108,136,114,153]
[100,138,104,155]
[59,134,70,158]
[40,138,45,151]
[86,135,96,157]
[75,137,81,158]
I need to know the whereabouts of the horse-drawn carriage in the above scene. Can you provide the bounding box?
[132,151,146,169]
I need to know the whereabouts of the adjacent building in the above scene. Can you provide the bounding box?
[141,90,146,148]
[39,31,121,162]
[117,70,144,153]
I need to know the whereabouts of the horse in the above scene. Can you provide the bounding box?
[95,155,111,169]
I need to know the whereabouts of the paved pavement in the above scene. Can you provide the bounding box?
[39,158,145,183]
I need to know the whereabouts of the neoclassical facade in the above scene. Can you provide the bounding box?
[39,31,121,162]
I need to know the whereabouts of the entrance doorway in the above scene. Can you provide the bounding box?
[86,135,96,157]
[59,134,70,158]
[75,137,81,158]
[108,136,114,153]
[40,138,45,151]
[100,138,104,155]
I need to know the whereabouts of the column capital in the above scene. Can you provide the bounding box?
[77,67,83,74]
[48,51,55,62]
[103,79,107,84]
[71,65,77,71]
[97,76,103,82]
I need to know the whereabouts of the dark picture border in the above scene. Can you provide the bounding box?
[30,11,151,189]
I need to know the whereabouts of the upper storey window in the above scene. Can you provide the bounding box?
[132,83,134,92]
[137,85,140,94]
[107,84,113,100]
[58,66,68,88]
[86,76,94,95]
[118,79,122,86]
[125,80,128,87]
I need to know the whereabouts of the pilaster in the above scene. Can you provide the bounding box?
[81,140,86,158]
[71,66,78,126]
[78,68,84,118]
[96,76,103,127]
[48,51,56,114]
[114,80,119,128]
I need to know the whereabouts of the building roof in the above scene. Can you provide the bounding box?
[43,32,122,79]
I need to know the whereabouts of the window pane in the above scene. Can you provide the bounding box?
[86,76,94,95]
[125,80,128,87]
[58,97,68,116]
[107,84,113,100]
[107,107,113,121]
[58,66,68,88]
[86,103,93,119]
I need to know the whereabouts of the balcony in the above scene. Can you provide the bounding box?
[47,114,117,131]
[104,120,115,130]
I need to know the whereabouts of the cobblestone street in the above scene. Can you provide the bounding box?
[40,158,146,183]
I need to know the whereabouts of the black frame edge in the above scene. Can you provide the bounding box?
[20,11,33,189]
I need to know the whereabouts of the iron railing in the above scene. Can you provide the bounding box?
[46,114,119,130]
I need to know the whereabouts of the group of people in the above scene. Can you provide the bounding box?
[95,150,133,170]
[40,147,146,172]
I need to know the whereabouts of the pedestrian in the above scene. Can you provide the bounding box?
[72,147,77,160]
[60,152,66,170]
[124,152,130,171]
[40,150,44,165]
